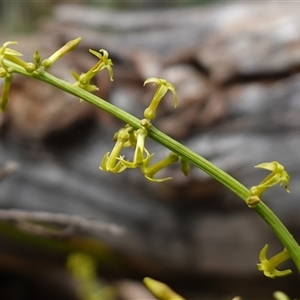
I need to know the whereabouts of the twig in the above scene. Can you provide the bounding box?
[0,209,124,239]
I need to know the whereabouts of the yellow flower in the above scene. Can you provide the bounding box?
[250,161,290,197]
[88,49,113,81]
[143,78,178,120]
[257,244,292,278]
[143,277,185,300]
[141,152,179,182]
[42,37,81,69]
[99,127,132,173]
[72,49,113,93]
[0,41,35,73]
[117,128,151,168]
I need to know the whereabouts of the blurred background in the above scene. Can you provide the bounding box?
[0,1,300,299]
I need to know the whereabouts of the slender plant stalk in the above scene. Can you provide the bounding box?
[5,61,300,273]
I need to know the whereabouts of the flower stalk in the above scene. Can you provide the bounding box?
[2,41,300,275]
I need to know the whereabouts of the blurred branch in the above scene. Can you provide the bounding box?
[0,209,124,239]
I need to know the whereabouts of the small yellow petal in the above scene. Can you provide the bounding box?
[144,174,172,183]
[99,152,110,171]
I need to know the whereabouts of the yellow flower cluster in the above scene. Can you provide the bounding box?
[99,123,180,182]
[0,41,35,112]
[99,77,189,182]
[0,38,82,112]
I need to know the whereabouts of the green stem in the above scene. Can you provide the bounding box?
[147,125,249,199]
[147,125,300,274]
[5,61,300,274]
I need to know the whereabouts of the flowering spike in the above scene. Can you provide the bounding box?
[143,277,185,300]
[250,161,290,197]
[257,244,292,278]
[42,37,81,69]
[143,78,178,120]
